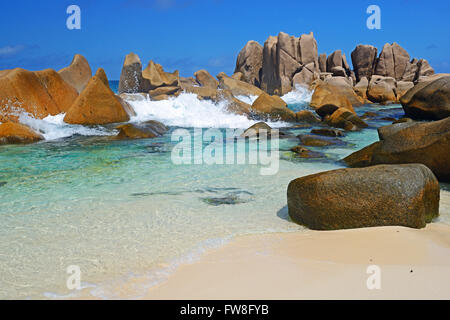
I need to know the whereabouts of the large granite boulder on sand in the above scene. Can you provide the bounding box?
[64,69,132,125]
[287,164,440,230]
[0,122,43,145]
[58,54,92,93]
[344,117,450,182]
[118,53,149,94]
[250,93,296,122]
[234,41,263,87]
[400,76,450,120]
[0,68,78,122]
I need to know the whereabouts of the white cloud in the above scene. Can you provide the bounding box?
[0,45,25,57]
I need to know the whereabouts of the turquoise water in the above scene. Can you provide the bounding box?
[0,95,448,299]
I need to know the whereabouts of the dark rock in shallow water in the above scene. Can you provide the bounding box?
[392,117,413,124]
[116,121,167,140]
[290,146,324,158]
[344,117,450,182]
[287,164,440,230]
[0,181,6,187]
[297,134,345,147]
[310,128,344,137]
[360,111,379,119]
[201,191,252,206]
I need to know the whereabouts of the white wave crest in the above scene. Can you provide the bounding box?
[18,113,113,141]
[126,92,286,128]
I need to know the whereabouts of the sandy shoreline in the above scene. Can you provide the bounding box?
[139,190,450,300]
[75,190,450,300]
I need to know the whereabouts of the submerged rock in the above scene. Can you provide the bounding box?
[344,117,450,182]
[287,164,440,230]
[290,145,324,158]
[310,128,344,137]
[297,134,342,147]
[0,122,44,145]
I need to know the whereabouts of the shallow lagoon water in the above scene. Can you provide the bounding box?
[0,90,448,299]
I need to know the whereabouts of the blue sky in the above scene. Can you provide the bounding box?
[0,0,449,80]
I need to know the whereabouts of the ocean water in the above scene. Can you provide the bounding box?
[0,85,448,299]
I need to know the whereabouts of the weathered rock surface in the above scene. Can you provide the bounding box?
[260,32,319,95]
[325,108,368,131]
[194,69,218,89]
[116,121,167,140]
[241,122,273,138]
[250,93,296,122]
[311,128,344,137]
[344,117,450,181]
[367,75,397,104]
[64,69,132,125]
[287,164,440,230]
[217,72,264,97]
[400,76,450,120]
[0,122,44,144]
[58,54,92,93]
[0,68,78,122]
[295,110,321,123]
[290,145,324,158]
[351,45,377,82]
[142,61,180,95]
[234,41,263,87]
[118,53,149,94]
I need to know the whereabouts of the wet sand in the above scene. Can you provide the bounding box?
[143,189,450,300]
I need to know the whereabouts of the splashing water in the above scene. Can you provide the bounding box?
[18,112,114,141]
[11,84,313,140]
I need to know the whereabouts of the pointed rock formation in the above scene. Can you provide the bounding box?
[58,54,92,93]
[234,40,263,87]
[0,68,78,122]
[118,53,150,94]
[374,43,411,80]
[260,32,319,95]
[64,68,131,125]
[351,45,377,82]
